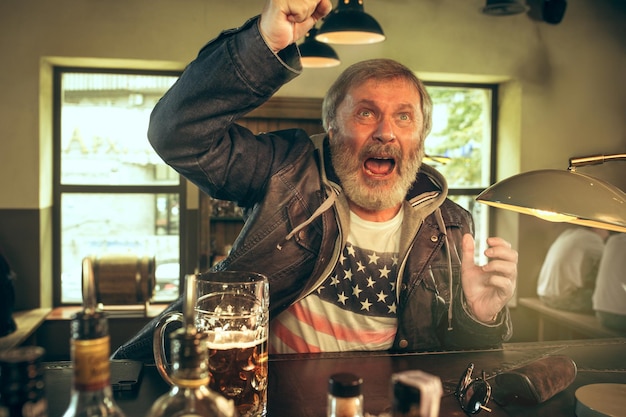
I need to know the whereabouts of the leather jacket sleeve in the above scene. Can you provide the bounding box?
[113,17,314,363]
[147,16,307,207]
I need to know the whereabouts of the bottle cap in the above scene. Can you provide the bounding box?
[328,373,362,398]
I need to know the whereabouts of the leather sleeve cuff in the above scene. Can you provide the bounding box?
[194,16,302,99]
[444,290,512,349]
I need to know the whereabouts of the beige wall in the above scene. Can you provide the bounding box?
[0,0,625,311]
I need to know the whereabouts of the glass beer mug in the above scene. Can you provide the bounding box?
[154,271,270,417]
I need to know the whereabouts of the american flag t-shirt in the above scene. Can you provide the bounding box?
[269,208,403,353]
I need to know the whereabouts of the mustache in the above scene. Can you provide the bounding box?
[359,143,403,160]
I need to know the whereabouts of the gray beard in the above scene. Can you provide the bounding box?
[329,138,422,212]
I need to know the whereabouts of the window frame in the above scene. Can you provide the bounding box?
[424,81,498,261]
[52,66,186,306]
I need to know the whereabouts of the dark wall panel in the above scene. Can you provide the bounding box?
[0,208,44,310]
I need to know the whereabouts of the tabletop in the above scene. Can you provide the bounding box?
[44,338,626,417]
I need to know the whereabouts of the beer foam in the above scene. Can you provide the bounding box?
[206,330,267,349]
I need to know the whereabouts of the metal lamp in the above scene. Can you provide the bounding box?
[316,0,385,45]
[299,28,341,68]
[476,153,626,232]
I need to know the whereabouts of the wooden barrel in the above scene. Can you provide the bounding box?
[88,254,155,305]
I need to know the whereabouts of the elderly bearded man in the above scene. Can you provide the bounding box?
[113,0,518,361]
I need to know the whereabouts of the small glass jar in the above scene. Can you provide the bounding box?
[327,373,364,417]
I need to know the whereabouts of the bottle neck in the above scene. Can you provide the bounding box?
[168,330,211,388]
[170,375,210,389]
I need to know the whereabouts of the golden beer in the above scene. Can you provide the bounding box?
[208,335,268,417]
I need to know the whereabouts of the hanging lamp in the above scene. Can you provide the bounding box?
[316,0,385,45]
[299,28,341,68]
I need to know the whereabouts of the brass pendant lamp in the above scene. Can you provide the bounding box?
[476,153,626,232]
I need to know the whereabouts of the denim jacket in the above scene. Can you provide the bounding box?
[112,16,511,363]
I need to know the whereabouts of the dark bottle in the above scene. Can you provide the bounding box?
[60,257,125,417]
[0,346,48,417]
[61,310,125,417]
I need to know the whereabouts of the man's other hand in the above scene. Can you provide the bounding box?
[461,234,518,323]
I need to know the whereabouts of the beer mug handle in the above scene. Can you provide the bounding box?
[153,311,184,386]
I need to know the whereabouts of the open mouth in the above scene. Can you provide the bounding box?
[364,157,396,176]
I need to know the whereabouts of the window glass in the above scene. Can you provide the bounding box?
[426,86,492,188]
[60,193,180,303]
[60,73,177,186]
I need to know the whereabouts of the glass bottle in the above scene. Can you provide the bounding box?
[61,310,126,417]
[0,346,48,417]
[147,273,236,417]
[145,328,237,417]
[327,373,364,417]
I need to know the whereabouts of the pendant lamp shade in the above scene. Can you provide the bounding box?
[476,166,626,233]
[299,28,341,68]
[482,0,528,16]
[316,0,385,45]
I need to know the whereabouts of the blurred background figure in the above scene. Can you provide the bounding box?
[536,227,610,312]
[592,233,626,332]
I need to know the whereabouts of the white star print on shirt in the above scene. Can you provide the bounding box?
[316,243,398,317]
